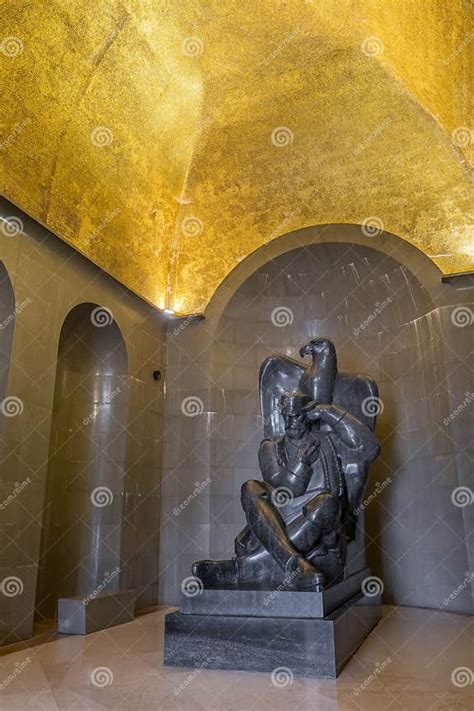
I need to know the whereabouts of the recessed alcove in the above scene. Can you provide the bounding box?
[35,303,129,620]
[161,235,473,614]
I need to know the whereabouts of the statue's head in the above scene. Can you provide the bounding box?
[279,391,311,439]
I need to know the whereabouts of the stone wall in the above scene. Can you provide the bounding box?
[0,198,166,645]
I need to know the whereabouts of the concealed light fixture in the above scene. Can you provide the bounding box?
[163,308,175,315]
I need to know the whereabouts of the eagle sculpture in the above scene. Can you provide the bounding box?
[260,337,378,438]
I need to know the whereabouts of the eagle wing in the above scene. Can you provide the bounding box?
[260,354,379,438]
[333,373,379,432]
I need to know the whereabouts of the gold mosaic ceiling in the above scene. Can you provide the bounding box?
[0,0,473,314]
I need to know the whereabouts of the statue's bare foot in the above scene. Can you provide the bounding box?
[285,555,325,592]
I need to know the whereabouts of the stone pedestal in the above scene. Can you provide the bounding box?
[164,590,382,678]
[180,567,371,618]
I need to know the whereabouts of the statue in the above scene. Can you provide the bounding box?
[193,338,380,592]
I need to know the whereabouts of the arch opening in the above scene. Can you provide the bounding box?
[161,233,472,613]
[35,303,129,620]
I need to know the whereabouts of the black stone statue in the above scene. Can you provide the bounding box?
[193,338,380,592]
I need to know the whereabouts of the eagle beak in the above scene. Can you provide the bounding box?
[299,344,311,357]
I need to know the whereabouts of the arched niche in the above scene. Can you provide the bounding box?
[203,224,443,323]
[204,240,468,612]
[0,262,15,437]
[162,228,472,613]
[36,303,129,620]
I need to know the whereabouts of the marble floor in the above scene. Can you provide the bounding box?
[0,606,472,710]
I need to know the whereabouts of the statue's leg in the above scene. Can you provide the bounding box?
[235,525,260,556]
[284,491,345,583]
[287,491,342,553]
[240,480,301,569]
[240,480,324,590]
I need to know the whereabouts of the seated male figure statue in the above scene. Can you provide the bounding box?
[193,389,380,592]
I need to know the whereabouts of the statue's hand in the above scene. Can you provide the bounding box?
[303,402,345,425]
[299,439,321,465]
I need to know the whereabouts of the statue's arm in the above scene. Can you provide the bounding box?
[306,404,380,461]
[258,439,314,497]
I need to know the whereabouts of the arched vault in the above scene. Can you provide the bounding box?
[0,0,472,314]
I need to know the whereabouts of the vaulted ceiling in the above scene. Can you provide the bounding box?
[0,0,472,314]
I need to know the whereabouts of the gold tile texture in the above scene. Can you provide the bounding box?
[0,0,472,314]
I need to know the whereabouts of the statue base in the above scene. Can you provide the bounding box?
[163,590,382,678]
[180,567,371,618]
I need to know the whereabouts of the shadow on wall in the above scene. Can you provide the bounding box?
[160,239,473,614]
[35,303,129,620]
